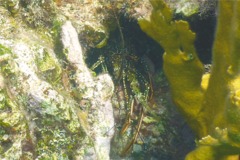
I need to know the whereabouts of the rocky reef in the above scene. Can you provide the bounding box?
[0,0,218,159]
[0,1,116,158]
[0,17,114,160]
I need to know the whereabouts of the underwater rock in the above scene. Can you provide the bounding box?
[0,3,115,158]
[164,0,217,17]
[165,0,200,16]
[61,21,115,160]
[3,0,20,15]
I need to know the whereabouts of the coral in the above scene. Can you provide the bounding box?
[139,0,240,159]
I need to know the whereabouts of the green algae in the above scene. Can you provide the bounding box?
[0,44,12,55]
[35,48,62,85]
[139,0,205,137]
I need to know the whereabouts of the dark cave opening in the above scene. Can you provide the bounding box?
[86,12,216,74]
[101,13,216,74]
[189,15,216,64]
[120,13,216,66]
[119,17,164,71]
[85,16,164,75]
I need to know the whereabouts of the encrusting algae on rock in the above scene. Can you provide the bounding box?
[61,21,115,160]
[0,3,115,158]
[139,0,240,159]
